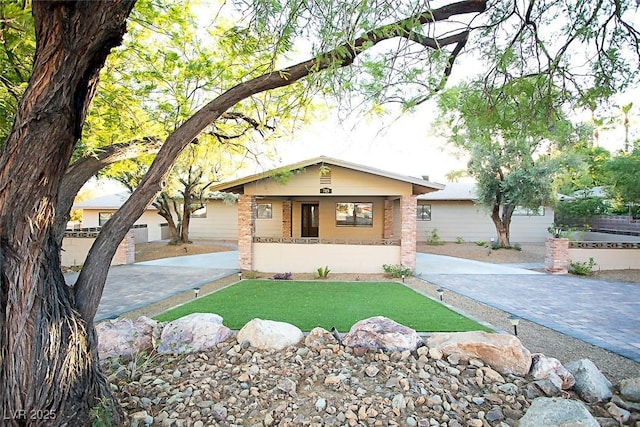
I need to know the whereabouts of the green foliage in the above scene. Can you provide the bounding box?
[605,150,640,205]
[437,80,572,247]
[475,240,487,247]
[426,229,444,246]
[455,236,464,244]
[382,264,413,278]
[569,258,596,276]
[554,198,609,227]
[316,265,330,279]
[90,397,116,427]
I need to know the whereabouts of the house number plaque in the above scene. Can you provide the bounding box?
[320,187,332,194]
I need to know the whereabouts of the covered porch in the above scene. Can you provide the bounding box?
[209,156,443,274]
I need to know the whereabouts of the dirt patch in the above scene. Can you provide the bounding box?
[134,240,235,262]
[417,241,546,264]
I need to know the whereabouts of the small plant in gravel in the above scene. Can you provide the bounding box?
[475,240,487,247]
[382,264,413,278]
[273,272,292,280]
[316,265,330,279]
[569,258,596,276]
[426,229,445,245]
[455,236,464,244]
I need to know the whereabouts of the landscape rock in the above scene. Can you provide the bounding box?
[304,327,338,349]
[565,359,613,403]
[157,313,233,354]
[529,353,575,390]
[96,316,159,359]
[619,377,640,402]
[341,316,423,351]
[605,401,630,423]
[237,318,303,350]
[426,331,532,375]
[519,397,599,427]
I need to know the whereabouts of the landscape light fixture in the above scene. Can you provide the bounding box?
[401,274,405,283]
[436,288,444,301]
[238,271,242,281]
[193,288,200,299]
[554,227,562,238]
[508,315,520,336]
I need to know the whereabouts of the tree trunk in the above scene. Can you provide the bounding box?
[153,193,181,244]
[0,1,135,425]
[490,204,511,247]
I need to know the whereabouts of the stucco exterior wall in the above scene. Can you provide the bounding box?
[255,199,283,237]
[243,164,412,196]
[82,209,165,241]
[417,200,553,243]
[567,248,640,270]
[189,200,238,240]
[252,243,401,273]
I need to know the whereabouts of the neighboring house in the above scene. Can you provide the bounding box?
[417,182,555,243]
[73,192,238,242]
[208,155,443,273]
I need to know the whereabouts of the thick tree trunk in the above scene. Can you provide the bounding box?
[0,1,135,425]
[490,204,512,247]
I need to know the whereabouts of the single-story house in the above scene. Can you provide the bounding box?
[73,191,237,242]
[417,182,555,243]
[208,156,444,273]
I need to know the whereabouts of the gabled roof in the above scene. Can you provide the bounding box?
[209,155,444,195]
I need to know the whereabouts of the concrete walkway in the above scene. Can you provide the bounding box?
[416,253,640,363]
[65,252,239,321]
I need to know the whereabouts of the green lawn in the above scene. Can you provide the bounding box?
[155,280,491,332]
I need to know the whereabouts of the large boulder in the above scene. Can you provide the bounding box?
[341,316,423,351]
[529,353,575,390]
[426,331,531,376]
[237,318,303,350]
[519,397,599,427]
[619,377,640,402]
[96,316,159,359]
[158,313,233,354]
[565,359,612,403]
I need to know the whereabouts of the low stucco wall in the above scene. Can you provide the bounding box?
[252,243,401,273]
[568,247,640,270]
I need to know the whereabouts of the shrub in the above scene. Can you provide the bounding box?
[316,266,330,279]
[383,264,413,278]
[569,258,596,276]
[426,229,444,245]
[273,272,292,280]
[455,236,464,244]
[475,240,487,247]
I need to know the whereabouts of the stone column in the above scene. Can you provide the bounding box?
[545,237,570,274]
[383,199,394,239]
[238,194,256,270]
[112,229,135,265]
[282,200,292,238]
[400,195,418,270]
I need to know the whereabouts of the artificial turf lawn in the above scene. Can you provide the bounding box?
[155,280,491,332]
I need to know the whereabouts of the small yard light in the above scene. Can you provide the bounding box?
[554,227,562,238]
[401,274,405,283]
[238,271,242,281]
[193,288,200,299]
[508,315,520,336]
[436,288,444,301]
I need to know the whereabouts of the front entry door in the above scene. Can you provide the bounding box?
[301,203,319,237]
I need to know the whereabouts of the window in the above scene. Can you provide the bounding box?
[336,202,373,226]
[513,206,545,216]
[98,212,113,226]
[257,203,272,219]
[417,204,431,221]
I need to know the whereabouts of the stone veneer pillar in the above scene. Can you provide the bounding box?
[111,229,135,265]
[544,237,569,274]
[237,194,256,270]
[400,195,417,270]
[282,200,292,238]
[383,199,394,239]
